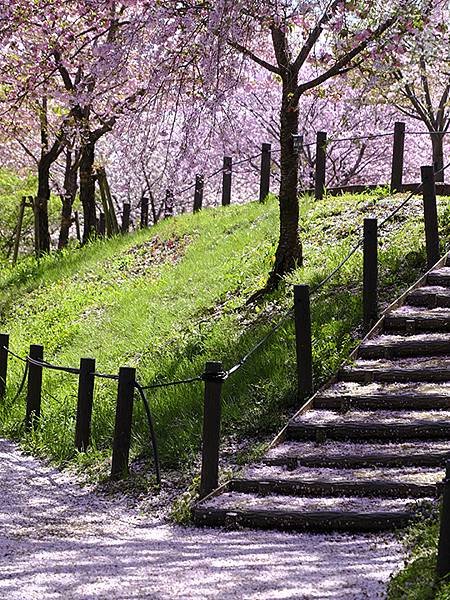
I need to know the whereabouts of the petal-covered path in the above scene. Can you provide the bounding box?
[0,440,404,599]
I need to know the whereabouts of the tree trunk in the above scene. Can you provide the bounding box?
[431,132,445,182]
[79,141,97,243]
[36,159,52,256]
[58,150,79,250]
[266,76,302,290]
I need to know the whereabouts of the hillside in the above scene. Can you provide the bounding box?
[0,191,447,478]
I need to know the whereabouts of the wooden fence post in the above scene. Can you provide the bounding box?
[199,361,225,499]
[0,333,9,399]
[121,203,130,234]
[421,165,440,269]
[98,212,106,237]
[293,285,313,400]
[164,189,174,218]
[363,218,378,332]
[141,196,149,228]
[194,175,204,213]
[437,461,450,579]
[259,143,272,202]
[111,366,136,480]
[32,196,41,258]
[25,344,43,430]
[314,132,327,200]
[74,211,81,242]
[75,357,96,452]
[96,167,119,236]
[390,121,406,193]
[12,197,26,266]
[222,157,232,206]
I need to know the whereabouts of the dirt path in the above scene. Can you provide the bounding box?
[0,440,404,599]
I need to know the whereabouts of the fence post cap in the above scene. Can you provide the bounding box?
[294,284,310,301]
[202,361,227,382]
[118,366,136,376]
[79,356,96,366]
[204,361,223,373]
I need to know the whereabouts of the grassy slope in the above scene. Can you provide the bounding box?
[388,515,447,600]
[0,191,448,484]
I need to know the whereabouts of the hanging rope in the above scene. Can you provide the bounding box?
[134,381,161,486]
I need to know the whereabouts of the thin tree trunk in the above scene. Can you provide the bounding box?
[266,77,302,290]
[79,141,97,243]
[36,159,52,255]
[58,150,78,249]
[431,132,445,182]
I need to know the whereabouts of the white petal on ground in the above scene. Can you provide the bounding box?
[0,439,404,600]
[242,464,443,485]
[293,409,450,425]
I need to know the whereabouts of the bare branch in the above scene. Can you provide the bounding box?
[228,40,281,75]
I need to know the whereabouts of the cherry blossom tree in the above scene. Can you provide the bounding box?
[0,0,194,247]
[363,0,450,181]
[166,0,424,291]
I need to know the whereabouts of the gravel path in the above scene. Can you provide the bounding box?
[0,439,405,600]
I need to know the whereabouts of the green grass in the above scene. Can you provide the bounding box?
[0,190,448,478]
[387,505,450,600]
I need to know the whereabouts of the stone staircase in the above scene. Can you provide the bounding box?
[193,255,450,532]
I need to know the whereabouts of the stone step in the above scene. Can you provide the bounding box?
[193,493,424,532]
[288,409,450,441]
[340,356,450,383]
[358,333,450,359]
[263,440,450,468]
[315,382,450,410]
[192,260,450,535]
[407,286,450,308]
[384,306,450,332]
[428,267,450,287]
[231,465,441,498]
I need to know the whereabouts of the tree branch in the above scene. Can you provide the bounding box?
[228,40,281,75]
[292,0,342,74]
[295,16,397,101]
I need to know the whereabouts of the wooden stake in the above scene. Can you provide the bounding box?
[111,367,136,479]
[12,197,27,266]
[294,285,313,400]
[199,361,225,499]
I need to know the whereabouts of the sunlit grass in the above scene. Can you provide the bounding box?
[0,191,448,475]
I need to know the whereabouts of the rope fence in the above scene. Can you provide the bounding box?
[0,342,161,484]
[4,120,450,493]
[149,124,450,217]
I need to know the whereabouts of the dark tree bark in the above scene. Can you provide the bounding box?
[58,149,79,249]
[52,26,148,246]
[230,7,396,295]
[266,72,302,290]
[35,97,65,257]
[35,157,52,255]
[79,141,97,243]
[431,132,445,182]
